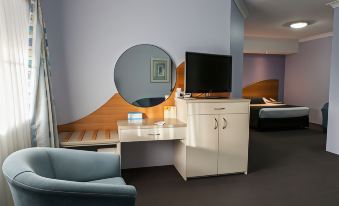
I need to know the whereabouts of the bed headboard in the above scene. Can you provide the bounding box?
[242,79,279,100]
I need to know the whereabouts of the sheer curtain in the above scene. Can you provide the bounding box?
[0,0,31,205]
[29,0,59,147]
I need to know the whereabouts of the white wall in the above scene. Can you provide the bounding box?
[42,0,232,125]
[284,37,332,124]
[327,7,339,155]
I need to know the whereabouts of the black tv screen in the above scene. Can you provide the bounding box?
[185,52,232,93]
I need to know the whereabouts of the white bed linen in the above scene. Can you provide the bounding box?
[259,107,310,119]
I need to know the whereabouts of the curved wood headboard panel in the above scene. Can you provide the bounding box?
[242,79,279,100]
[58,63,185,132]
[58,62,232,132]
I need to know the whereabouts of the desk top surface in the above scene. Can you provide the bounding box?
[175,97,250,103]
[117,118,187,130]
[59,119,186,147]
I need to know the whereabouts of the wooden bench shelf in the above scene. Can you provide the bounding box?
[59,130,119,148]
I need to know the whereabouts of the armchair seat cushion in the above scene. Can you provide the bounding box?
[89,177,126,185]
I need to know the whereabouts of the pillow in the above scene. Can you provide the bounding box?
[262,97,271,104]
[250,97,266,104]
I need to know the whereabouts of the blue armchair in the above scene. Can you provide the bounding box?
[322,103,329,132]
[2,148,136,206]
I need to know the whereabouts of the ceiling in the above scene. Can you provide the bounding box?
[244,0,334,40]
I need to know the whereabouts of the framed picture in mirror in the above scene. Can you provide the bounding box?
[151,58,170,83]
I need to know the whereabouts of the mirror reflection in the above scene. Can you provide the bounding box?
[114,44,176,107]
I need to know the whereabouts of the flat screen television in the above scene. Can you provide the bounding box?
[185,52,232,93]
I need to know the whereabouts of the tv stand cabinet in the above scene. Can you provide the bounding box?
[174,98,250,180]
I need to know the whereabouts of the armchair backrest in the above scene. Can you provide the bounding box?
[3,148,121,182]
[47,148,121,181]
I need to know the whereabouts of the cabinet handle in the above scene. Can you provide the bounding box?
[223,118,227,129]
[148,133,160,136]
[214,118,218,129]
[214,108,226,110]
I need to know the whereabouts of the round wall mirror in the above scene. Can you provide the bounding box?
[114,44,176,107]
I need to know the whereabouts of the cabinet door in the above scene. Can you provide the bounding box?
[218,114,249,174]
[187,115,219,177]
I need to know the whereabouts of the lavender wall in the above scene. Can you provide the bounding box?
[42,0,239,169]
[230,0,244,98]
[243,54,286,101]
[284,37,332,124]
[42,0,233,125]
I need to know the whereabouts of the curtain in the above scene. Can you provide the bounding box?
[28,0,59,147]
[0,0,59,204]
[0,0,32,205]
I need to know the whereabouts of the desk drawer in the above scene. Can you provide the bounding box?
[188,102,249,115]
[119,127,186,142]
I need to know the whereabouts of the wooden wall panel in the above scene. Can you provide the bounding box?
[58,62,232,132]
[58,63,185,132]
[242,79,279,100]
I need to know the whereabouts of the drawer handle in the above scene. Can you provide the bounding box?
[223,118,227,129]
[214,108,226,110]
[148,133,160,136]
[214,118,218,130]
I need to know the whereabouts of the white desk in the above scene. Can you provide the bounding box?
[59,119,187,178]
[117,118,187,174]
[117,119,186,142]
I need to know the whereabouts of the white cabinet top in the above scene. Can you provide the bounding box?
[175,97,250,103]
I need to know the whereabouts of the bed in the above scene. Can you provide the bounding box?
[250,101,309,130]
[243,80,310,130]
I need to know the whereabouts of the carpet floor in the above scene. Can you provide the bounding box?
[122,129,339,206]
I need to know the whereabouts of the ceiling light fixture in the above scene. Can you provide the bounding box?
[289,22,309,29]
